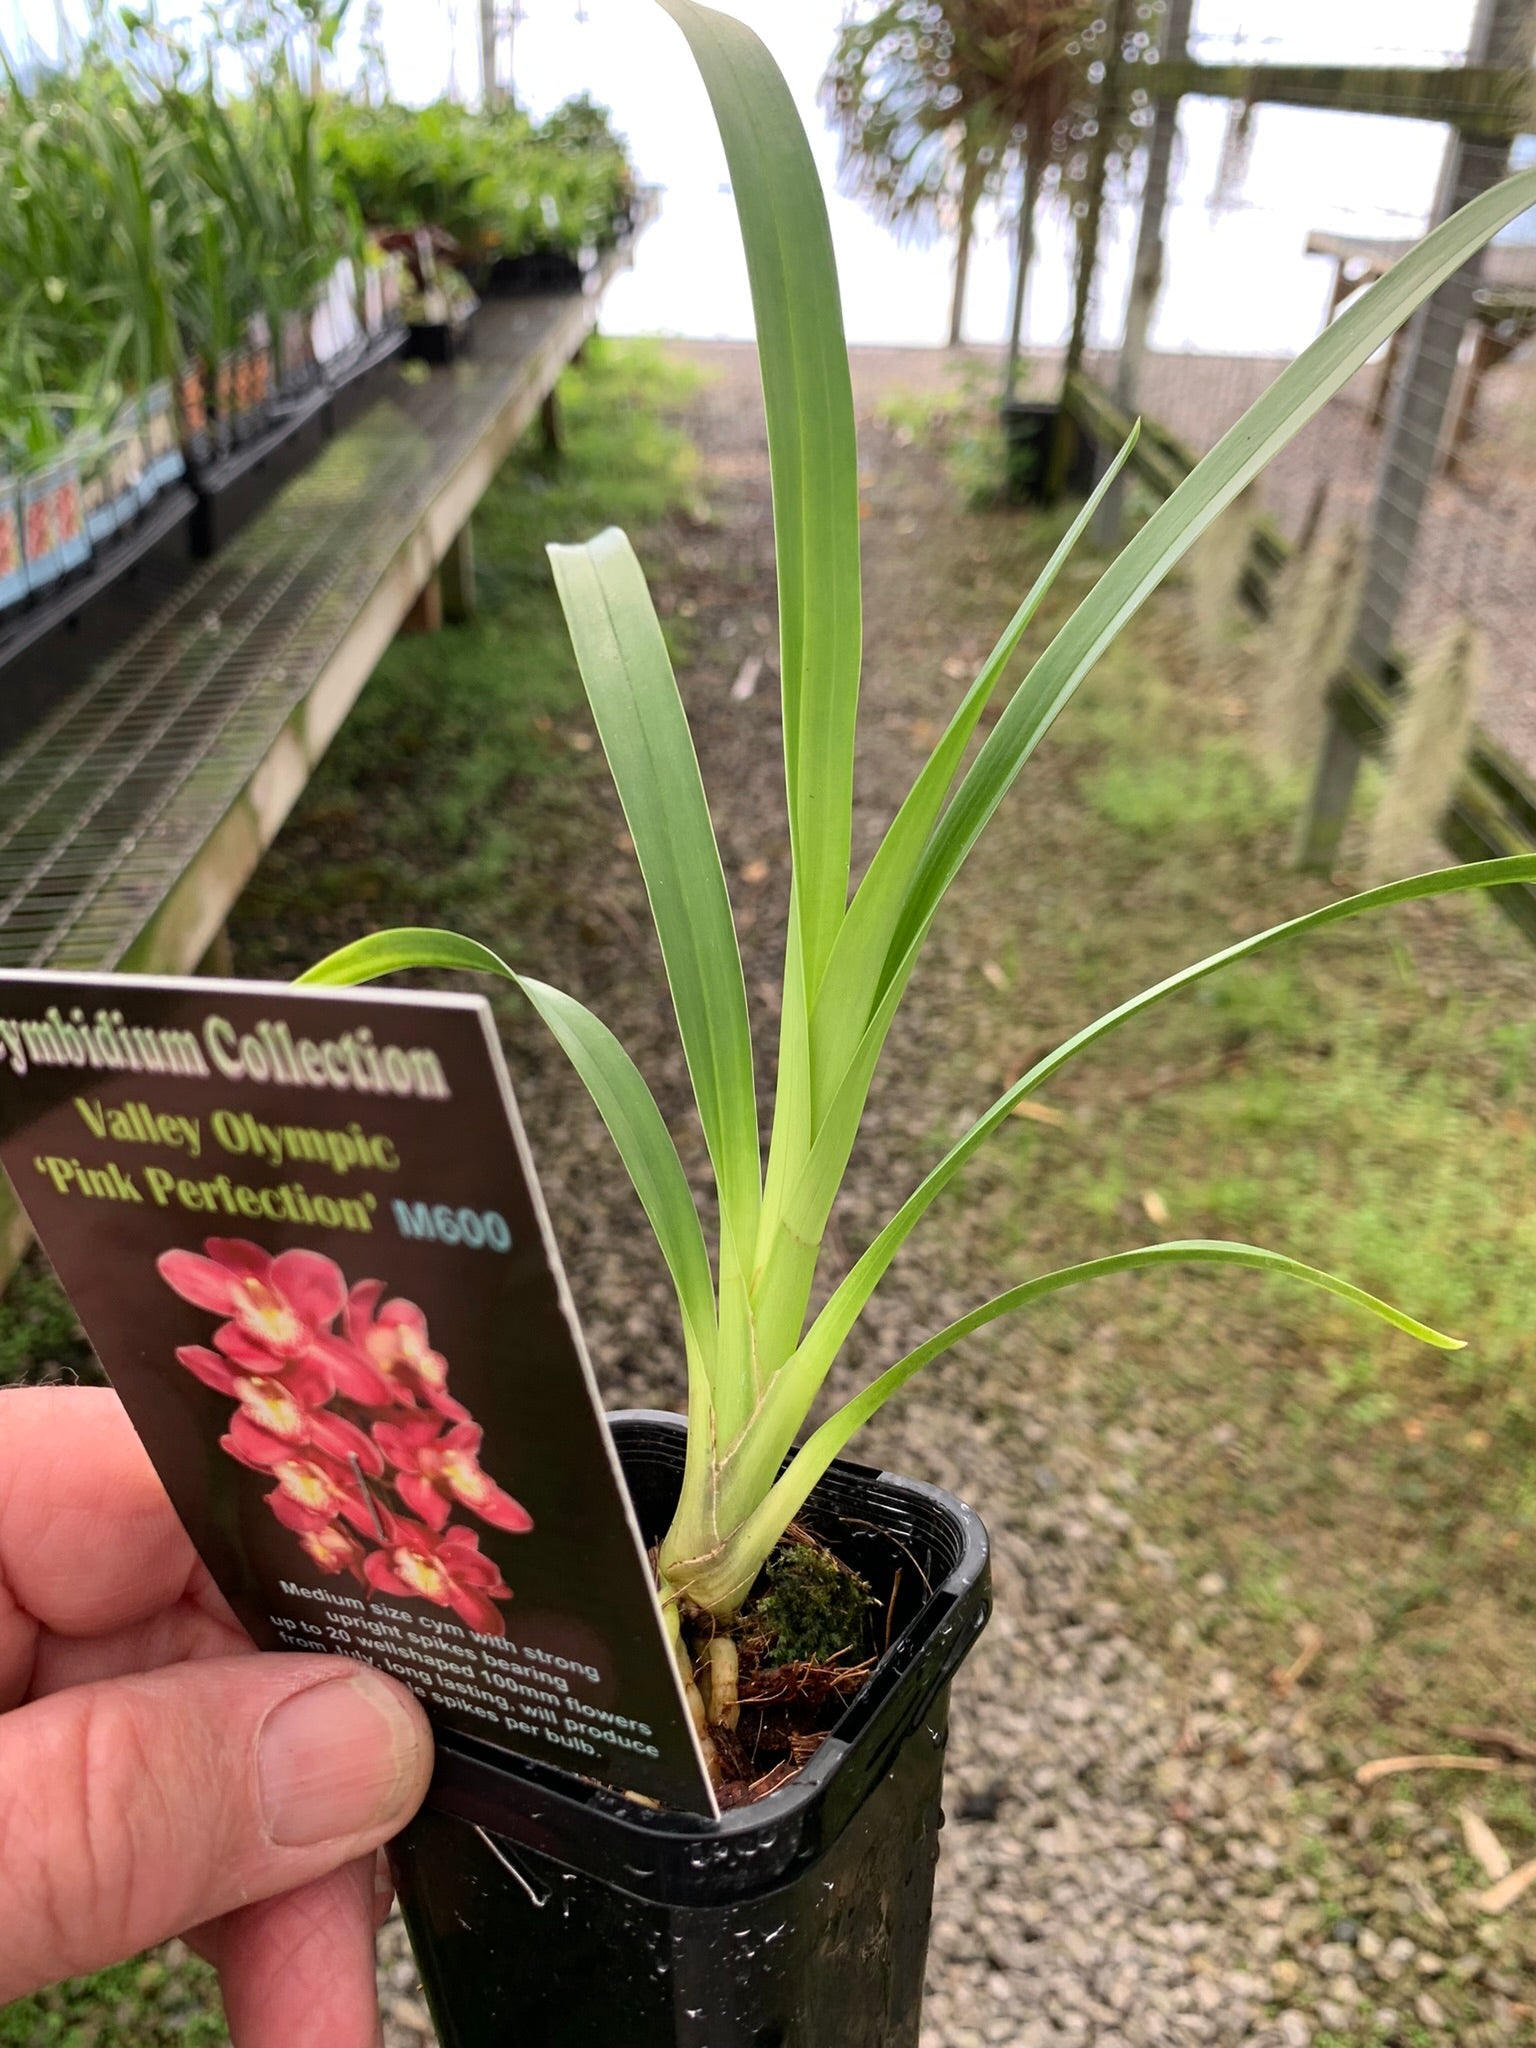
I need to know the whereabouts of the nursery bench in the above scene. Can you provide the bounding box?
[0,244,636,1279]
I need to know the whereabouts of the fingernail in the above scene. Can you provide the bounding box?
[258,1672,426,1847]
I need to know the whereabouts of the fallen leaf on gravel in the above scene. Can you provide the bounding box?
[1473,1856,1536,1914]
[1141,1189,1171,1228]
[731,654,763,701]
[1271,1622,1325,1697]
[740,859,770,886]
[1010,1100,1070,1129]
[1355,1754,1505,1787]
[980,960,1009,992]
[1460,1807,1512,1882]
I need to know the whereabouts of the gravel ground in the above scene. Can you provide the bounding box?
[373,344,1535,2048]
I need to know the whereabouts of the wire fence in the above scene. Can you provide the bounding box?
[1077,65,1536,784]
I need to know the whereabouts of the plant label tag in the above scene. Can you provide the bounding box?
[0,969,719,1819]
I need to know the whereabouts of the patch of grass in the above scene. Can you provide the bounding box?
[938,526,1536,1784]
[1082,735,1290,846]
[0,1952,225,2047]
[0,1253,99,1390]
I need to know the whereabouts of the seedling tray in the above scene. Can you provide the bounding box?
[0,483,196,745]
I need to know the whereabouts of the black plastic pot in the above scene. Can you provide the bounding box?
[405,316,474,366]
[484,248,591,297]
[999,398,1097,505]
[390,1410,991,2048]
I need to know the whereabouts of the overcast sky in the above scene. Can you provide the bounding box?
[6,1,1514,351]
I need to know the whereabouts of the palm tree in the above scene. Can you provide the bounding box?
[822,1,1089,352]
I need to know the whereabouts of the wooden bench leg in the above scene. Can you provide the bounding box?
[441,520,477,624]
[401,572,444,636]
[198,924,235,977]
[540,387,564,457]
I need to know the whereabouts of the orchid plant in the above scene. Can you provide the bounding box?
[303,2,1536,1669]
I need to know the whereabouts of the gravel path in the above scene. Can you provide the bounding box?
[374,344,1534,2048]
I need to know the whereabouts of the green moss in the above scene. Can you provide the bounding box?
[751,1544,875,1668]
[0,1953,226,2047]
[0,1254,99,1390]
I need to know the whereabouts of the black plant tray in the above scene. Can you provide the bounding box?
[0,482,196,739]
[326,324,409,434]
[186,381,333,558]
[404,313,474,366]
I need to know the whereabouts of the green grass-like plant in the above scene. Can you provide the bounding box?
[303,1,1536,1687]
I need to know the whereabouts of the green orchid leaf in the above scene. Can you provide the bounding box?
[656,0,862,1000]
[753,856,1536,1476]
[695,1239,1461,1614]
[548,527,760,1276]
[298,928,718,1376]
[808,424,1141,1121]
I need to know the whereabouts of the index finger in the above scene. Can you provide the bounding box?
[0,1387,197,1645]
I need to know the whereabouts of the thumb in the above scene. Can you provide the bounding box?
[0,1654,432,2002]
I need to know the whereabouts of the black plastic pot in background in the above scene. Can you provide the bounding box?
[405,316,474,366]
[391,1410,991,2048]
[483,248,591,298]
[999,399,1098,505]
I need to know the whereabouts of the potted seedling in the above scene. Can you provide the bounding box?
[300,3,1536,2041]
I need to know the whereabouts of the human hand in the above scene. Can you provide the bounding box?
[0,1386,434,2046]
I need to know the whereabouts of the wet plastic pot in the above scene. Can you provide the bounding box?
[390,1410,991,2047]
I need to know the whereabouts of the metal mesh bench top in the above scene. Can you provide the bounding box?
[0,280,614,977]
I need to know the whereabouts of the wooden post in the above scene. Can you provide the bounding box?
[197,925,234,978]
[401,573,444,636]
[540,387,564,457]
[441,519,477,624]
[1295,0,1530,870]
[1048,0,1134,500]
[1093,0,1193,546]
